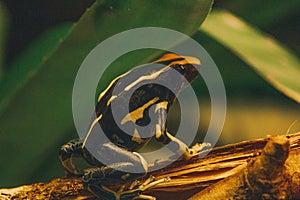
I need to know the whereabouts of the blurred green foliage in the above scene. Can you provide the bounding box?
[0,0,299,189]
[0,2,8,76]
[201,10,300,103]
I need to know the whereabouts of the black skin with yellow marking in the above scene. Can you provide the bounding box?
[59,53,203,200]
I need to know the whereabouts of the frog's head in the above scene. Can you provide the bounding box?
[154,53,201,83]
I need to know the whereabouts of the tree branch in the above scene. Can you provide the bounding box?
[1,133,299,199]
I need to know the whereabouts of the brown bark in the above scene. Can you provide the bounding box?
[189,135,300,200]
[1,133,299,200]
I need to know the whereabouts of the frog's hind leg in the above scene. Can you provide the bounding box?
[86,175,170,200]
[83,143,150,199]
[83,163,138,200]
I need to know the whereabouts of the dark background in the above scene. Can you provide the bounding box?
[3,0,299,67]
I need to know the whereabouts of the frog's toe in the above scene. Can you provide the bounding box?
[88,184,117,200]
[59,139,83,175]
[119,176,170,200]
[186,142,211,158]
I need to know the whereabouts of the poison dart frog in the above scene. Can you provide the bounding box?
[59,53,209,200]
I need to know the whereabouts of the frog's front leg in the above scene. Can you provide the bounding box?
[163,131,210,160]
[154,101,210,160]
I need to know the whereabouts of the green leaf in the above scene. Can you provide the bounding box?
[201,10,300,103]
[0,0,212,186]
[0,23,72,112]
[219,0,300,27]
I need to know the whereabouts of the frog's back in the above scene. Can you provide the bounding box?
[97,63,176,150]
[91,53,200,151]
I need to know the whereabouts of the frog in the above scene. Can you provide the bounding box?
[59,53,209,200]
